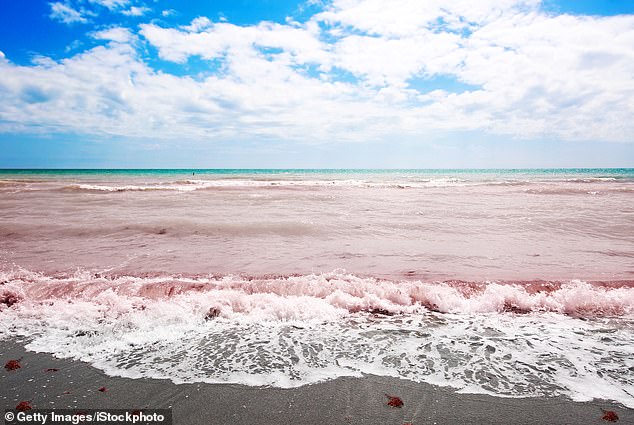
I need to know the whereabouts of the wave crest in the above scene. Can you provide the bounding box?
[1,269,632,318]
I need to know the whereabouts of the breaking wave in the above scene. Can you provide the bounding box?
[1,268,633,407]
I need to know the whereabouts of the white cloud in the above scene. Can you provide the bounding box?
[140,19,328,66]
[122,6,150,16]
[0,41,384,142]
[50,0,150,25]
[92,27,133,43]
[6,1,634,144]
[315,0,540,37]
[49,2,88,24]
[182,17,213,32]
[330,32,463,86]
[87,0,129,10]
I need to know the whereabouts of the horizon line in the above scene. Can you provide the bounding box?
[1,167,633,171]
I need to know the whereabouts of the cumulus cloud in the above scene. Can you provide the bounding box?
[121,6,150,16]
[315,0,541,36]
[140,19,328,65]
[5,1,634,143]
[87,0,129,10]
[0,40,382,142]
[49,2,88,24]
[92,27,133,43]
[51,0,148,20]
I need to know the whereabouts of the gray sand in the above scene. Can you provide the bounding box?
[1,339,631,425]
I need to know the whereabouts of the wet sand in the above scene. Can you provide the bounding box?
[1,339,631,425]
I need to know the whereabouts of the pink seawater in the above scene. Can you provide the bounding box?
[1,171,632,281]
[1,170,633,405]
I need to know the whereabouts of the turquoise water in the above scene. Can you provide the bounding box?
[1,168,633,179]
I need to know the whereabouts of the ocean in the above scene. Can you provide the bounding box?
[0,169,633,406]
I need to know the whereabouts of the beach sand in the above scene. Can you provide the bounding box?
[1,339,631,425]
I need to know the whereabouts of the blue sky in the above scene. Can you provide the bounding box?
[1,0,633,168]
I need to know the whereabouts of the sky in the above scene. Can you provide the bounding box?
[0,0,633,168]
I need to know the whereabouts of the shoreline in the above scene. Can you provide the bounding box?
[1,338,631,425]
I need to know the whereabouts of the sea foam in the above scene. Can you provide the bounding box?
[1,268,633,407]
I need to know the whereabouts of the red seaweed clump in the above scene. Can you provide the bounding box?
[0,291,21,307]
[602,410,619,422]
[385,394,404,408]
[368,308,394,316]
[98,387,108,392]
[15,401,32,412]
[205,307,221,321]
[502,302,530,314]
[4,359,22,371]
[422,301,441,313]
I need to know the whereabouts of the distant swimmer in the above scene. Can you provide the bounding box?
[192,172,195,176]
